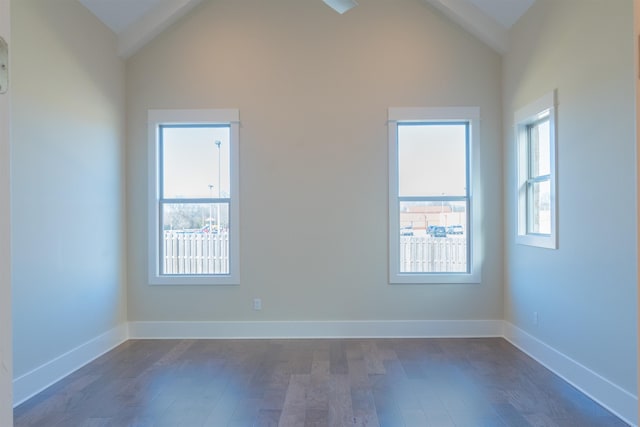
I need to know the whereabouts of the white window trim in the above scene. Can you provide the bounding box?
[388,107,481,284]
[148,109,240,285]
[514,91,558,249]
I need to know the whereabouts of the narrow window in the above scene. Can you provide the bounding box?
[389,108,481,284]
[148,110,240,285]
[515,91,557,249]
[526,117,551,234]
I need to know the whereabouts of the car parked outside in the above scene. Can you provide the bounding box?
[446,225,464,235]
[432,226,446,238]
[200,224,219,234]
[400,226,414,236]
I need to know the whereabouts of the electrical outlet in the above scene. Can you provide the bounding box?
[253,298,262,311]
[533,311,539,326]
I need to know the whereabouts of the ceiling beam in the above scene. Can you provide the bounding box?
[422,0,508,54]
[117,0,203,59]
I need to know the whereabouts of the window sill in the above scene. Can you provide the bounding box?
[390,272,481,284]
[516,234,557,249]
[149,274,240,286]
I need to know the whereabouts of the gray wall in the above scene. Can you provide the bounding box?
[503,0,637,395]
[11,0,127,378]
[125,0,504,323]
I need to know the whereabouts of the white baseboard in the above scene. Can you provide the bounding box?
[504,322,638,427]
[128,319,504,339]
[12,323,129,407]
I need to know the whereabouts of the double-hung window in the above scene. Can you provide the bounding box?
[388,107,481,284]
[515,91,557,249]
[148,109,240,285]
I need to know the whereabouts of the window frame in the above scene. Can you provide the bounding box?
[388,107,481,284]
[514,91,558,249]
[148,109,240,285]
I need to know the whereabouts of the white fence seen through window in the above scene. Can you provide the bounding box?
[163,231,465,275]
[163,230,229,275]
[400,236,467,273]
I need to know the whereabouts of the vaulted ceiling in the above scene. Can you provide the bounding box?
[78,0,535,58]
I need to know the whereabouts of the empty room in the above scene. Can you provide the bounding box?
[0,0,638,425]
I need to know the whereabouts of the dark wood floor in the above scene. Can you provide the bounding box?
[14,338,628,426]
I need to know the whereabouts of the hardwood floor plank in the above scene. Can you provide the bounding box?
[13,338,630,427]
[415,385,456,426]
[329,341,348,375]
[361,341,386,375]
[306,350,329,413]
[371,384,404,427]
[304,408,329,426]
[226,397,262,427]
[350,387,380,426]
[255,409,281,427]
[259,386,288,412]
[328,374,355,427]
[399,408,427,426]
[494,402,534,426]
[279,374,310,427]
[201,384,242,427]
[347,356,369,390]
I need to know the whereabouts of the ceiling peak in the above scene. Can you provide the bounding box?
[79,0,536,58]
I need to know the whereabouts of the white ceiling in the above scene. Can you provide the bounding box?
[78,0,535,58]
[79,0,162,34]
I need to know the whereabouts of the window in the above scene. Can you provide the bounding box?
[388,107,481,284]
[515,91,557,249]
[148,109,240,285]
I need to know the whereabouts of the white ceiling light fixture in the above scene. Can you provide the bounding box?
[323,0,358,14]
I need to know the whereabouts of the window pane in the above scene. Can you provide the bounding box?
[528,180,551,235]
[399,201,467,273]
[161,203,230,275]
[529,118,550,178]
[398,123,467,197]
[162,126,231,199]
